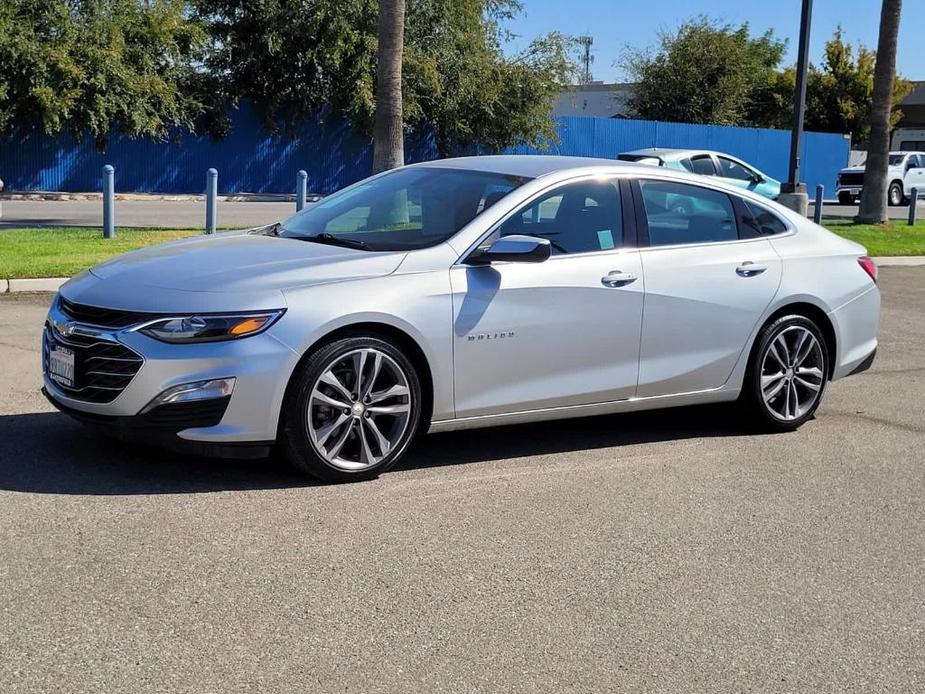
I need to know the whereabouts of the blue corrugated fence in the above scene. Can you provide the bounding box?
[509,118,849,195]
[0,105,849,195]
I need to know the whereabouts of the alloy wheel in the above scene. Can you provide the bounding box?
[760,325,825,421]
[306,348,412,471]
[889,184,903,206]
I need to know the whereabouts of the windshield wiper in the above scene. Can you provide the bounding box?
[299,232,370,250]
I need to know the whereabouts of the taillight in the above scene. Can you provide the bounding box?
[858,256,878,284]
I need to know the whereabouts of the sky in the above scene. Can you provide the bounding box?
[503,0,925,83]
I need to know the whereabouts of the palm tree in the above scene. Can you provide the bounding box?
[372,0,406,173]
[856,0,903,224]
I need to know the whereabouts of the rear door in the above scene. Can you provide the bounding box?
[632,178,783,398]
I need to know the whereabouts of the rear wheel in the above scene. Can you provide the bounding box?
[281,336,422,482]
[742,315,829,431]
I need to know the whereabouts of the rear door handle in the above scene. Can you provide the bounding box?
[601,271,637,287]
[736,262,767,277]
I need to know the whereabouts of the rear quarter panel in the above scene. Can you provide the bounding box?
[767,222,879,379]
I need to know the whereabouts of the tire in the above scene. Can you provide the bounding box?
[888,181,906,207]
[741,315,829,432]
[281,336,423,482]
[837,192,853,206]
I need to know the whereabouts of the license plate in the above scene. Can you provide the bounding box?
[48,346,76,388]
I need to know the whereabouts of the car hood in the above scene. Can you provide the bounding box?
[60,232,406,313]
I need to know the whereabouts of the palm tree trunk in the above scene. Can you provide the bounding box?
[856,0,902,224]
[372,0,405,174]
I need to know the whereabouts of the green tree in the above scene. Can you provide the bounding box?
[759,29,911,143]
[192,0,576,156]
[622,17,786,126]
[0,0,206,147]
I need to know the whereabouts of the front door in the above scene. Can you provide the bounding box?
[450,177,645,418]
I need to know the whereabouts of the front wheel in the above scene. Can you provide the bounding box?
[741,315,829,432]
[281,336,422,482]
[888,181,906,207]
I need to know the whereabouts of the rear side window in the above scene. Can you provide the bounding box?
[743,200,788,235]
[638,180,737,246]
[689,155,717,176]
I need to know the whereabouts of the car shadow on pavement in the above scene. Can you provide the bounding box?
[400,405,746,472]
[0,405,749,495]
[0,412,307,495]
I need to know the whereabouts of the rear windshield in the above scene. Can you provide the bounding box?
[618,154,663,166]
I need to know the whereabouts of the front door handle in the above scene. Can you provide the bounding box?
[601,271,637,287]
[736,262,767,277]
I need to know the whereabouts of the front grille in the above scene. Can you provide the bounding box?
[59,297,158,329]
[43,324,144,403]
[840,172,865,186]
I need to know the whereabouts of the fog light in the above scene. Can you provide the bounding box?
[141,378,236,413]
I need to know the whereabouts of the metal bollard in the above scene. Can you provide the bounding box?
[910,188,919,226]
[296,170,307,212]
[813,184,824,225]
[205,168,218,234]
[103,165,115,239]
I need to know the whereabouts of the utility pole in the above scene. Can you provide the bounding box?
[578,36,594,85]
[779,0,813,216]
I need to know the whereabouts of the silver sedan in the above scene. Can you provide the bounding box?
[43,156,880,482]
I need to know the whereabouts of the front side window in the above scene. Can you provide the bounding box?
[280,167,530,251]
[638,180,737,246]
[495,178,623,255]
[689,155,718,176]
[718,157,756,181]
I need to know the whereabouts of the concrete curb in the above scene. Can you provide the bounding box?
[2,258,923,294]
[875,256,925,267]
[4,278,68,293]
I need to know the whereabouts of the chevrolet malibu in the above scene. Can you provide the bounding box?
[43,156,880,482]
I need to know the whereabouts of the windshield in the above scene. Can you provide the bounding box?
[890,154,906,166]
[280,167,531,251]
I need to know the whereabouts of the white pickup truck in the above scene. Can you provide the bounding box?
[836,151,925,206]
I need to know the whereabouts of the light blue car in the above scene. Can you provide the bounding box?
[618,148,782,201]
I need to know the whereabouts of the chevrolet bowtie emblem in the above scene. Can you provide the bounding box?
[53,320,76,337]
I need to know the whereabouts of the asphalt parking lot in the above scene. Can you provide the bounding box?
[0,198,291,229]
[1,269,924,693]
[1,195,922,229]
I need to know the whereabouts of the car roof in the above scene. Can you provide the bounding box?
[620,148,708,160]
[408,155,635,178]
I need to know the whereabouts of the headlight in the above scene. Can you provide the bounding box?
[136,310,285,343]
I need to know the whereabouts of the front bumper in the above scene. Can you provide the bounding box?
[43,298,301,445]
[836,185,862,198]
[43,388,273,458]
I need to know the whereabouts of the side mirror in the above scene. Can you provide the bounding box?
[751,173,766,184]
[467,235,552,265]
